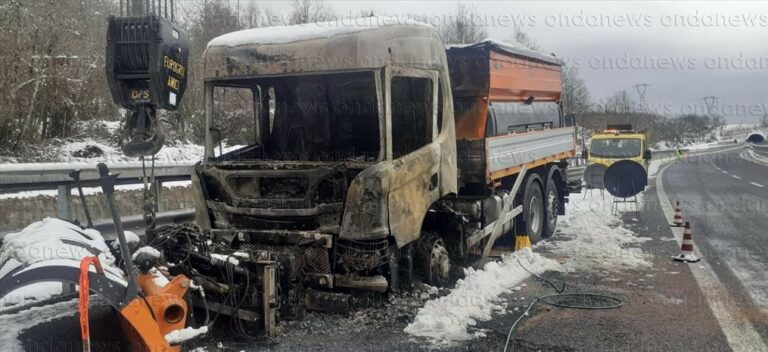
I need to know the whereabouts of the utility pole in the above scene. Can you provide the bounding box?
[633,83,650,113]
[702,96,718,117]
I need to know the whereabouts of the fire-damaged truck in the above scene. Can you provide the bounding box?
[0,17,576,346]
[181,18,575,327]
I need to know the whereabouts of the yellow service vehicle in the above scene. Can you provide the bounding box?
[586,125,652,170]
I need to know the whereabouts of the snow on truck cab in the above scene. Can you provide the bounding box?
[587,125,652,170]
[185,17,573,323]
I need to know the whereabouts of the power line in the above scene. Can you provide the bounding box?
[632,83,649,113]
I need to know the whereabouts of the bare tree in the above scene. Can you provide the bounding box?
[561,66,592,115]
[512,27,540,50]
[239,1,260,29]
[260,7,284,27]
[437,3,487,44]
[0,0,117,152]
[288,0,334,25]
[172,0,242,142]
[603,90,635,114]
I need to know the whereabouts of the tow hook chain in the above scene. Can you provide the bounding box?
[141,156,158,229]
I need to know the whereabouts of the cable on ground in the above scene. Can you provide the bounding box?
[501,257,624,352]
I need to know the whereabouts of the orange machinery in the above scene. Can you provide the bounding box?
[446,40,574,188]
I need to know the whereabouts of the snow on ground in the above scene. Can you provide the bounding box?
[0,299,79,351]
[405,188,653,344]
[543,190,652,272]
[0,218,125,309]
[404,248,560,344]
[647,157,670,178]
[165,326,209,344]
[0,136,242,200]
[0,180,192,200]
[746,149,768,166]
[723,123,759,131]
[0,282,63,308]
[14,139,206,164]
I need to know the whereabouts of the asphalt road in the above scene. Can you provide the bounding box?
[662,147,768,347]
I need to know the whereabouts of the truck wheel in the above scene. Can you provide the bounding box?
[543,177,559,238]
[522,176,544,242]
[416,233,451,287]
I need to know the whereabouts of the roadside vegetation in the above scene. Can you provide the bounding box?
[0,0,730,160]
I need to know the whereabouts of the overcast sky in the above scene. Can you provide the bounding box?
[259,1,768,123]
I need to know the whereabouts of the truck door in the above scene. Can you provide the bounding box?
[385,67,441,247]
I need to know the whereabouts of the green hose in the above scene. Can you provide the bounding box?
[502,259,624,352]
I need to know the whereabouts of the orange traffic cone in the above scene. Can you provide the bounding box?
[673,222,701,263]
[671,201,684,227]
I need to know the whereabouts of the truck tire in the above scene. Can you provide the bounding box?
[522,176,544,242]
[543,177,559,238]
[416,232,451,287]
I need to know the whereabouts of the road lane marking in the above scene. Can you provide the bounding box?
[751,182,765,188]
[658,164,768,351]
[722,170,729,174]
[732,175,742,180]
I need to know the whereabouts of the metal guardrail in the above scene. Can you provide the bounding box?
[565,144,739,184]
[0,161,194,192]
[0,162,196,240]
[1,144,746,238]
[752,143,768,157]
[567,157,587,184]
[0,161,194,219]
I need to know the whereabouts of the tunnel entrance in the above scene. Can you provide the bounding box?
[747,133,766,143]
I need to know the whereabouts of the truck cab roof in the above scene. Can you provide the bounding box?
[204,16,447,80]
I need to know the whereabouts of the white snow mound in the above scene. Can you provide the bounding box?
[542,191,652,271]
[404,248,560,343]
[165,326,209,344]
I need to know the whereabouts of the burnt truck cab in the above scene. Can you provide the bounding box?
[193,18,457,294]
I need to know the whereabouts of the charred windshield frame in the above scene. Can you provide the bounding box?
[204,70,383,163]
[590,138,643,158]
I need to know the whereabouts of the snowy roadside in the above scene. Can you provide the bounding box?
[405,189,653,345]
[0,180,192,200]
[404,248,559,343]
[542,192,652,272]
[0,139,206,164]
[0,139,246,200]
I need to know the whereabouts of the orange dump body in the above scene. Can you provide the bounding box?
[487,50,562,103]
[447,40,571,188]
[448,41,563,140]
